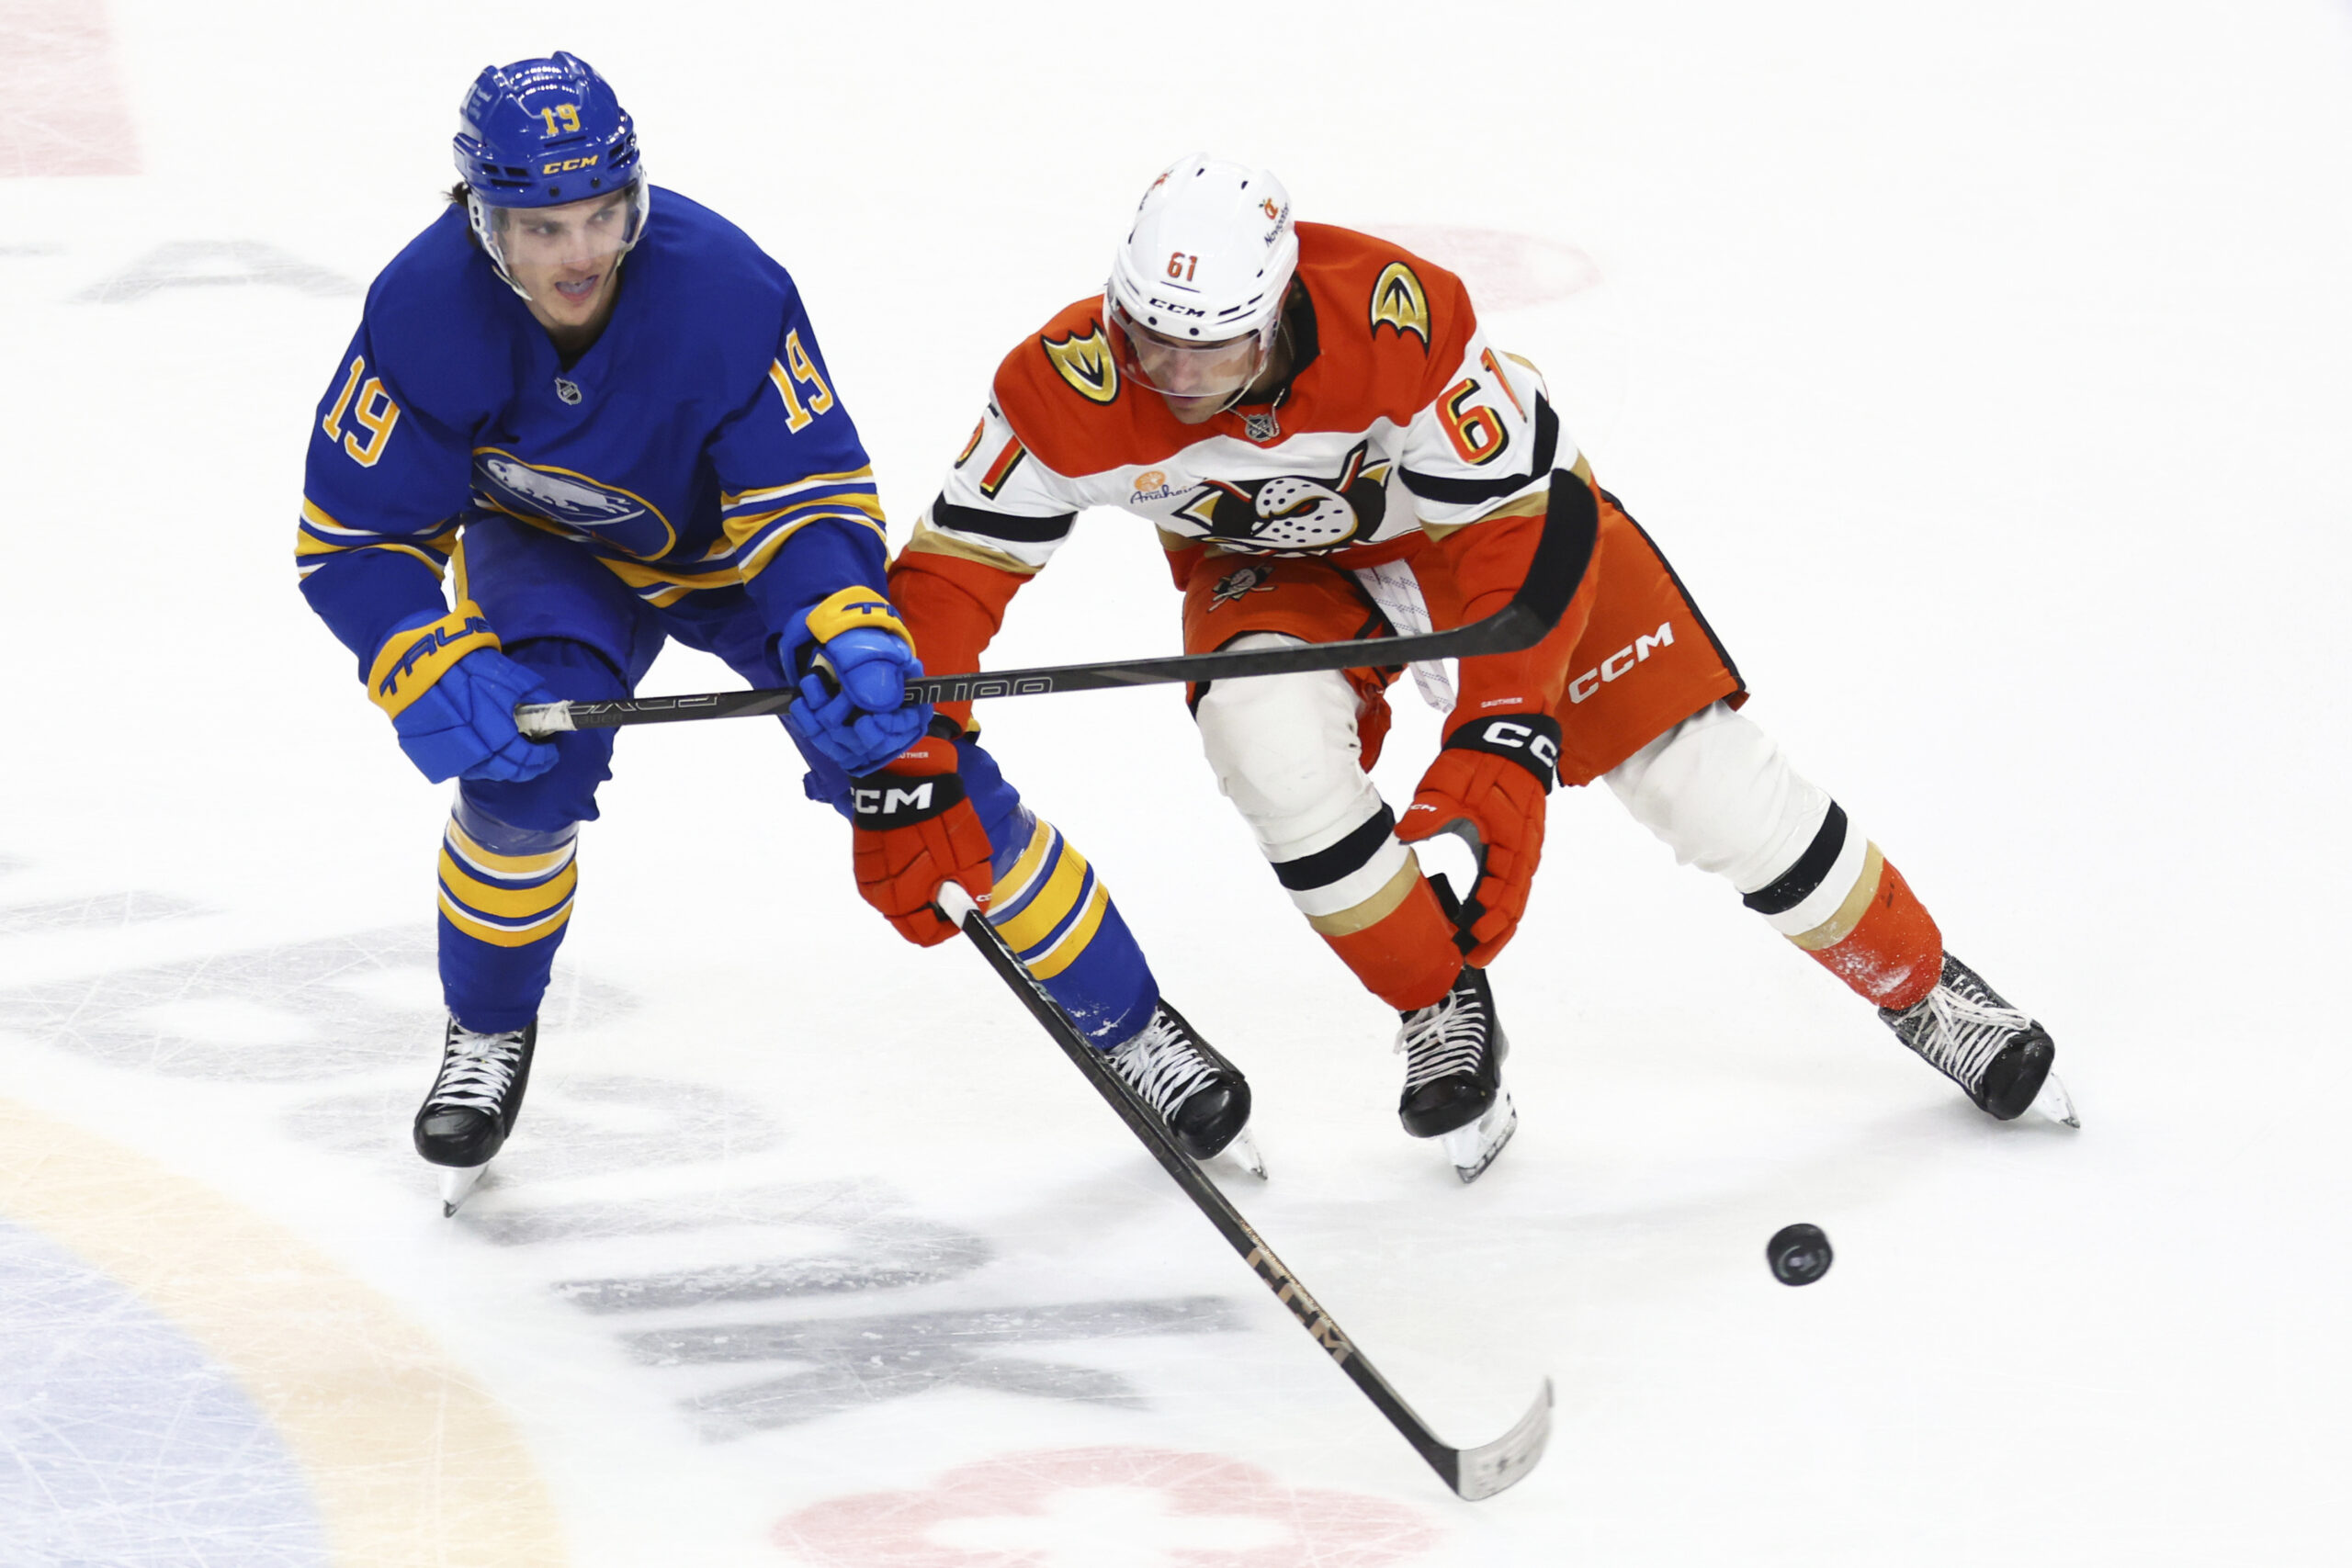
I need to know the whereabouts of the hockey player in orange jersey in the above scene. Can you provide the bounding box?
[865,153,2075,1179]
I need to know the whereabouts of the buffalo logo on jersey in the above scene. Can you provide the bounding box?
[1369,262,1431,349]
[1170,441,1394,553]
[1042,325,1119,404]
[472,450,677,558]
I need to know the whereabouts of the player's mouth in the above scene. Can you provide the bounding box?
[551,272,604,305]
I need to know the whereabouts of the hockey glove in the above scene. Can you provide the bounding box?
[851,729,995,947]
[1396,714,1560,966]
[368,604,558,784]
[781,587,931,776]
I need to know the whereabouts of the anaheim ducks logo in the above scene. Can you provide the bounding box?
[1209,561,1278,608]
[1041,325,1119,404]
[1170,441,1394,553]
[1369,261,1431,349]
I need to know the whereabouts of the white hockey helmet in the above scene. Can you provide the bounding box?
[1104,153,1298,401]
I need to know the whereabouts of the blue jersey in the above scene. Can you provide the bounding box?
[297,188,887,671]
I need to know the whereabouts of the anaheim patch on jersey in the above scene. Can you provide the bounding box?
[1170,439,1394,552]
[1369,262,1431,349]
[1041,324,1119,404]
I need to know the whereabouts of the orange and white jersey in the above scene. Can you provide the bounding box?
[919,222,1574,572]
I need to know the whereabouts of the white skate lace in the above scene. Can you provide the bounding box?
[425,1027,527,1113]
[1904,984,2033,1089]
[1396,987,1488,1093]
[1106,1010,1218,1119]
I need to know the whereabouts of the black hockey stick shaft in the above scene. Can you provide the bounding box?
[514,471,1599,739]
[935,883,1553,1500]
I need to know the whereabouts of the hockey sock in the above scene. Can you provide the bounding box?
[1317,867,1464,1012]
[437,798,581,1033]
[1744,804,1942,1010]
[989,815,1157,1046]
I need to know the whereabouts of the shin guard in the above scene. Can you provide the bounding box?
[437,796,581,1033]
[1745,804,1943,1010]
[1317,865,1464,1012]
[987,815,1157,1046]
[1794,851,1942,1010]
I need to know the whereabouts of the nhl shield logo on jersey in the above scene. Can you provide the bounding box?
[1041,325,1120,404]
[1369,262,1431,349]
[1171,440,1393,553]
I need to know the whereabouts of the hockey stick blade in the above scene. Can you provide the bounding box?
[515,470,1600,739]
[935,882,1555,1500]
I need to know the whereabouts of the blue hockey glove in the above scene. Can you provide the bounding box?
[780,587,930,776]
[368,604,560,784]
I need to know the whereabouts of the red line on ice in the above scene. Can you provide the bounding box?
[0,0,140,177]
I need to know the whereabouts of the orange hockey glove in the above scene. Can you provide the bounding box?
[1396,714,1561,966]
[851,728,996,946]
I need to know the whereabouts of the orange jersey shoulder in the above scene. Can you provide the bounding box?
[1280,222,1480,433]
[990,297,1196,478]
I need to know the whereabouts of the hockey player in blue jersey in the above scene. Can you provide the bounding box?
[297,54,1251,1209]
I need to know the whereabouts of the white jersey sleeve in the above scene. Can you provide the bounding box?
[922,397,1091,571]
[1396,330,1576,527]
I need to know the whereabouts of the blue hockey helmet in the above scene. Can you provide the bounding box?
[452,52,650,296]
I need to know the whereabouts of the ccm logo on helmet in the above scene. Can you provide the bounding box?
[1568,622,1675,704]
[539,154,601,175]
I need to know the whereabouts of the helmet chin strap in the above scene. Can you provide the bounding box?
[1209,310,1291,415]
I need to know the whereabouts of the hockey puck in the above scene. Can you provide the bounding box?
[1766,1224,1833,1286]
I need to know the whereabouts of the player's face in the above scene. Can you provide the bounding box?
[494,190,635,331]
[1110,309,1265,424]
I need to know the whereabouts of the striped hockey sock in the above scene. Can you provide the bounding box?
[1743,804,1942,1010]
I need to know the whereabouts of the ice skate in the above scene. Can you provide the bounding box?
[413,1016,537,1214]
[1441,1087,1518,1183]
[1103,1001,1255,1166]
[1879,954,2071,1123]
[1396,966,1512,1179]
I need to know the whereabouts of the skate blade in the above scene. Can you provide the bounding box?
[1214,1125,1268,1181]
[438,1161,488,1217]
[2029,1071,2080,1129]
[1442,1089,1518,1184]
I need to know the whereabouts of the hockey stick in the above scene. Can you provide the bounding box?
[934,880,1554,1501]
[514,470,1599,739]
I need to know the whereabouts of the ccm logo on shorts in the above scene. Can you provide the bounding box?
[1569,621,1675,705]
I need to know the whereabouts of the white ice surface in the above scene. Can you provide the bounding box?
[3,2,2349,1564]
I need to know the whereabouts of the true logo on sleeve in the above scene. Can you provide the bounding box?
[1041,325,1120,404]
[1369,262,1431,349]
